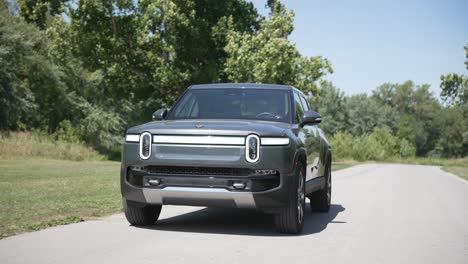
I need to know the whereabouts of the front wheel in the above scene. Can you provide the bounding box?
[275,163,305,234]
[123,200,162,226]
[309,159,331,212]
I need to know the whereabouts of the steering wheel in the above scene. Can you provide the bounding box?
[256,112,280,119]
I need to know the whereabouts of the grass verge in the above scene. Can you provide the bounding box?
[383,157,468,181]
[442,166,468,181]
[0,132,106,161]
[333,157,468,181]
[0,158,121,239]
[332,161,360,172]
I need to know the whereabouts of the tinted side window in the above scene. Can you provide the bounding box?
[293,92,304,123]
[174,94,199,118]
[299,95,309,111]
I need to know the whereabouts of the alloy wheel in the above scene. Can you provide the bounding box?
[297,170,305,223]
[326,167,332,206]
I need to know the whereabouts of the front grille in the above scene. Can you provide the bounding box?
[145,166,251,177]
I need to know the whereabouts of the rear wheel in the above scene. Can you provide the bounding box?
[275,163,305,234]
[124,200,162,226]
[309,158,331,212]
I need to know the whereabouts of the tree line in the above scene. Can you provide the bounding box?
[0,0,466,159]
[1,0,330,157]
[312,79,467,160]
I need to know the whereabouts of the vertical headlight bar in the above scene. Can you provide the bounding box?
[139,132,152,160]
[245,134,260,163]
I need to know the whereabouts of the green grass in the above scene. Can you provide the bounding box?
[0,158,121,239]
[383,157,468,167]
[442,166,468,181]
[332,157,468,181]
[332,161,359,172]
[380,157,468,181]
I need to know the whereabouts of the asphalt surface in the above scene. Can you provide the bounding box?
[1,164,467,264]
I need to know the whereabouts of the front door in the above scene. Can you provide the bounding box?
[294,92,321,182]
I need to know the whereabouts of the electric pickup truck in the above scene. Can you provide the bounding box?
[121,83,332,234]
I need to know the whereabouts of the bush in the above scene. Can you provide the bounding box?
[328,131,354,160]
[78,106,125,160]
[350,134,383,161]
[0,131,105,161]
[54,120,81,143]
[330,127,416,161]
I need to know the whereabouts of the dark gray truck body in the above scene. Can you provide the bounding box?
[121,83,332,233]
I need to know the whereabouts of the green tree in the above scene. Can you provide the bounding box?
[46,0,263,126]
[372,81,440,156]
[438,45,468,157]
[223,0,332,94]
[174,0,260,84]
[0,4,71,131]
[309,81,348,135]
[17,0,68,29]
[345,93,393,137]
[440,45,468,106]
[435,107,467,157]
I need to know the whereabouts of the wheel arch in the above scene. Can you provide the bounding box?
[293,148,307,175]
[326,150,332,167]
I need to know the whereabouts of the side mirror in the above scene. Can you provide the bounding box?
[152,109,168,121]
[300,111,321,127]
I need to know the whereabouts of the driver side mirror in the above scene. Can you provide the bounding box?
[300,111,321,127]
[152,109,168,121]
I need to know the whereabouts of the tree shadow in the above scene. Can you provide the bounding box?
[136,203,345,237]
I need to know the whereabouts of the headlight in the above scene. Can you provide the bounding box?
[139,132,152,160]
[245,134,260,163]
[125,134,140,142]
[260,137,290,146]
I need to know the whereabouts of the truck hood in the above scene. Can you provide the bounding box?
[126,119,290,137]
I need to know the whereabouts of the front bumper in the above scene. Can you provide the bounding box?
[121,142,295,212]
[121,167,294,212]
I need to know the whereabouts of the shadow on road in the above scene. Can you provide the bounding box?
[137,203,345,237]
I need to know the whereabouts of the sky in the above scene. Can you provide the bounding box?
[250,0,468,96]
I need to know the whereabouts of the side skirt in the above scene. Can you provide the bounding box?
[305,176,325,195]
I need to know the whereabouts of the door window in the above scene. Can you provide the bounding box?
[299,95,310,111]
[293,92,305,123]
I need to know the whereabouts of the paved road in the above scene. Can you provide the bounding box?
[1,164,467,264]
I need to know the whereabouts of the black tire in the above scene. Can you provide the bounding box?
[275,162,306,234]
[309,157,331,212]
[124,200,162,226]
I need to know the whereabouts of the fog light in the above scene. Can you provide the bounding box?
[233,182,246,189]
[148,179,160,186]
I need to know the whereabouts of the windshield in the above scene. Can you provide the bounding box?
[168,88,291,122]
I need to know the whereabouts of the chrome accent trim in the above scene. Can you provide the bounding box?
[142,187,256,208]
[261,137,290,146]
[245,134,260,163]
[139,132,152,160]
[164,187,227,192]
[154,144,244,148]
[153,135,245,145]
[125,134,140,142]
